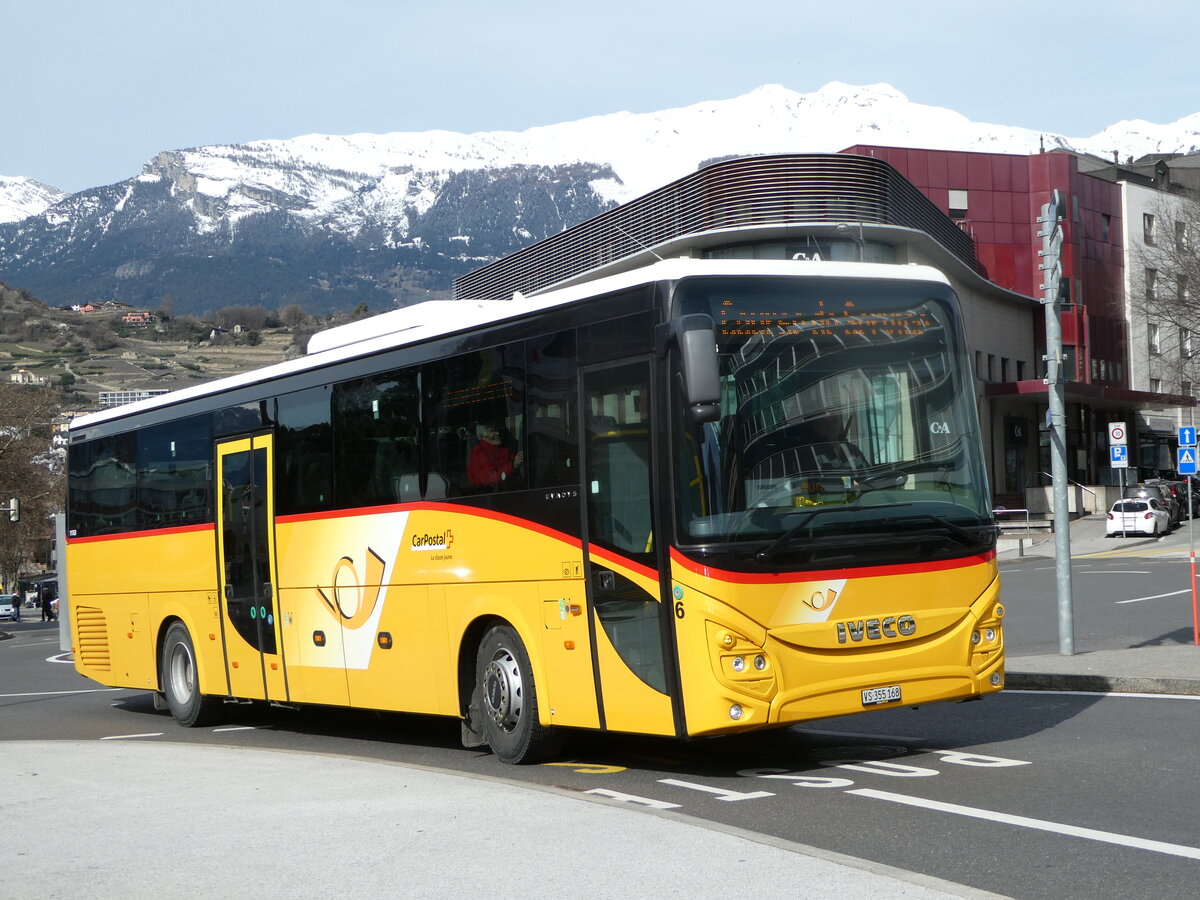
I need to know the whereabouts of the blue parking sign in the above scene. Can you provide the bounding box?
[1110,445,1128,468]
[1179,447,1198,475]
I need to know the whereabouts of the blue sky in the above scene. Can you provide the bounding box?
[6,0,1198,193]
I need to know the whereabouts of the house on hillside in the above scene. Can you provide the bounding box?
[9,368,47,386]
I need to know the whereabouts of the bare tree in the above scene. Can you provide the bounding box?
[0,382,63,591]
[1132,190,1200,394]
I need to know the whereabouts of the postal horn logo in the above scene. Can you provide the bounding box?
[411,528,453,551]
[317,547,385,630]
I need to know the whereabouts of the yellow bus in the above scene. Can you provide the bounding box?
[66,258,1004,763]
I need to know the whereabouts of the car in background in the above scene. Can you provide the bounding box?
[1162,480,1199,518]
[0,594,17,621]
[1107,498,1171,537]
[1124,483,1181,527]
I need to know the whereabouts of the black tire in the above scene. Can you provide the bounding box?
[160,622,222,728]
[475,623,562,764]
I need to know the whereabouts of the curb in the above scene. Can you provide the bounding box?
[1007,671,1200,695]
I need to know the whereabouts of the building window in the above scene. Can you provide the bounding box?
[1150,323,1161,355]
[1146,268,1158,302]
[1177,220,1188,251]
[1102,214,1111,242]
[1017,361,1026,381]
[1150,377,1162,393]
[987,354,996,382]
[1178,275,1189,306]
[975,350,983,380]
[1144,213,1157,245]
[1182,327,1194,359]
[1183,381,1193,399]
[1001,357,1010,381]
[948,189,968,219]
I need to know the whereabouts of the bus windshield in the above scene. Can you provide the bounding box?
[672,275,994,566]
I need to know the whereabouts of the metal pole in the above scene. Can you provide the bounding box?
[1191,408,1198,646]
[1046,299,1075,655]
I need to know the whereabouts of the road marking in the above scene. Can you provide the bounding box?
[99,732,164,740]
[0,688,121,698]
[657,778,775,801]
[849,788,1200,861]
[1005,689,1200,701]
[585,789,680,809]
[212,725,257,733]
[1116,588,1189,604]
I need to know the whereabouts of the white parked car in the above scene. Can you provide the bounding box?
[0,594,16,622]
[1106,499,1170,537]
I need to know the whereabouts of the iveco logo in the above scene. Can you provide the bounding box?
[836,615,917,643]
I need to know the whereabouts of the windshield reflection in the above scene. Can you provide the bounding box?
[672,276,994,565]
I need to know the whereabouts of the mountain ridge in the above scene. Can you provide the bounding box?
[3,82,1199,316]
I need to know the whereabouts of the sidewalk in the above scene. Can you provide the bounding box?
[4,739,1000,899]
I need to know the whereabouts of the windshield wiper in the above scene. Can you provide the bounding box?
[880,513,992,548]
[755,502,915,563]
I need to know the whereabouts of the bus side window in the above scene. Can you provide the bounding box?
[333,370,419,509]
[276,386,333,515]
[426,345,527,496]
[526,331,578,488]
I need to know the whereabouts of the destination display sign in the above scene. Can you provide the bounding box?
[717,299,935,339]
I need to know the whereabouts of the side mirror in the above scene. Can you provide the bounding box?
[676,314,721,423]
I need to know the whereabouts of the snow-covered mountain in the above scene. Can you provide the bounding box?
[3,82,1200,314]
[0,176,66,224]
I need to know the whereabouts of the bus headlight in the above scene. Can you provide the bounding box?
[731,656,746,672]
[753,655,766,671]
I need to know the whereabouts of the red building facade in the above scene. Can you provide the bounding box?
[844,145,1128,390]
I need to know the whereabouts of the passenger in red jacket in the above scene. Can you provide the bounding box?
[468,423,524,488]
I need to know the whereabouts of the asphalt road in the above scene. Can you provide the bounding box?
[4,611,1200,899]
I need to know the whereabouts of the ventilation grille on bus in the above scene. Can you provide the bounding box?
[74,606,111,672]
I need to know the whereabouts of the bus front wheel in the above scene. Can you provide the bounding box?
[160,622,222,728]
[475,624,561,764]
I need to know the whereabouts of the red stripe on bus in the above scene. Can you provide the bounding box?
[276,501,584,550]
[668,546,995,583]
[66,523,214,545]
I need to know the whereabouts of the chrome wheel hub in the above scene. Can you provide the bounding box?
[483,647,523,733]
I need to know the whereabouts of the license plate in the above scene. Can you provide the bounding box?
[861,684,901,706]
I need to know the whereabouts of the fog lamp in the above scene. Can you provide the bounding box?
[985,628,997,642]
[731,656,746,672]
[729,704,744,720]
[971,631,981,645]
[991,673,1002,686]
[753,655,767,671]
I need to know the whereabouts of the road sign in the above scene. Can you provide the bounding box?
[1179,447,1198,475]
[1111,445,1129,468]
[1181,426,1197,447]
[1108,422,1128,445]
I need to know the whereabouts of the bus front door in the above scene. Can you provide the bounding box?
[216,435,288,703]
[581,361,676,737]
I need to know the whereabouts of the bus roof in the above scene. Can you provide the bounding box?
[70,258,952,432]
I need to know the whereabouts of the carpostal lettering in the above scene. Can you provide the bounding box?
[411,529,454,551]
[836,614,916,644]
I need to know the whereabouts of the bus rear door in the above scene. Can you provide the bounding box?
[215,435,289,703]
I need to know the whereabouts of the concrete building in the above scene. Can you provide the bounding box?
[456,150,1196,512]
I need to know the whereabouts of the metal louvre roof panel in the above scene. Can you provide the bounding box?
[455,154,978,301]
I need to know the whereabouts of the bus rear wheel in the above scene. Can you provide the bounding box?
[160,622,222,728]
[475,624,561,764]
